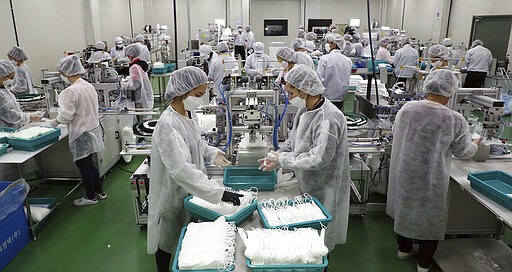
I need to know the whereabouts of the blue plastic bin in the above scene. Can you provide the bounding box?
[0,127,16,143]
[0,181,30,271]
[8,128,61,151]
[246,255,328,272]
[257,197,332,229]
[223,167,276,191]
[172,227,234,272]
[183,195,257,225]
[468,171,512,210]
[0,143,8,156]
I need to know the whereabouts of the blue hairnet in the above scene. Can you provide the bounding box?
[0,59,15,77]
[429,45,452,60]
[379,38,390,47]
[284,64,325,96]
[125,44,141,58]
[441,38,453,47]
[290,38,306,51]
[276,47,297,63]
[135,34,145,43]
[423,69,458,98]
[253,42,264,53]
[7,46,28,61]
[199,45,212,56]
[217,42,229,53]
[305,32,316,41]
[57,55,85,76]
[472,39,483,48]
[165,66,208,100]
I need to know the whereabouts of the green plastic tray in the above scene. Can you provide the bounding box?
[223,167,276,191]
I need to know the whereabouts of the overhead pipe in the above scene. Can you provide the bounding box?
[9,0,19,46]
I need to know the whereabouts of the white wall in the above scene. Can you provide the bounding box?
[250,0,302,46]
[99,0,132,47]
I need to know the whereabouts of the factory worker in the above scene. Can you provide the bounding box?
[258,64,350,252]
[87,41,111,64]
[290,38,308,52]
[463,39,492,88]
[428,45,452,70]
[6,46,35,95]
[387,69,479,272]
[0,60,41,127]
[110,37,127,62]
[244,42,270,77]
[376,37,393,64]
[361,38,372,57]
[290,38,315,66]
[352,42,363,58]
[275,47,313,84]
[233,26,246,60]
[148,66,241,272]
[328,23,338,34]
[297,28,306,39]
[393,37,419,84]
[317,34,352,110]
[441,38,460,67]
[134,34,151,64]
[305,41,317,54]
[199,44,218,75]
[51,55,106,206]
[305,32,317,41]
[209,42,237,93]
[124,44,154,121]
[243,25,256,55]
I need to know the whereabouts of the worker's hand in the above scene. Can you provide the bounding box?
[258,150,280,171]
[46,119,59,128]
[221,191,244,206]
[214,151,231,168]
[29,113,42,122]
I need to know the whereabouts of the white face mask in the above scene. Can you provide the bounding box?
[61,75,70,84]
[289,95,306,109]
[432,60,443,68]
[324,43,331,53]
[255,53,262,57]
[184,95,203,110]
[280,60,288,69]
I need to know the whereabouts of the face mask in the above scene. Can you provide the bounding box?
[61,75,70,84]
[3,79,13,87]
[432,60,443,68]
[290,95,306,109]
[184,95,203,110]
[280,60,288,69]
[116,44,123,49]
[324,43,331,53]
[9,60,17,66]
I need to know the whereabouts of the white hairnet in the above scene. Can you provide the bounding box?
[124,44,141,58]
[217,42,229,53]
[326,34,344,49]
[57,55,86,76]
[245,25,251,31]
[379,38,390,47]
[7,46,28,61]
[297,29,305,38]
[0,59,15,77]
[284,64,325,96]
[401,37,411,44]
[290,38,306,51]
[276,47,297,63]
[305,41,316,52]
[305,32,316,41]
[429,45,452,60]
[472,39,483,48]
[115,37,123,44]
[253,42,264,53]
[441,38,453,47]
[95,41,106,50]
[361,38,369,47]
[343,34,353,42]
[135,34,145,43]
[329,24,337,31]
[199,45,212,56]
[165,66,208,100]
[423,69,458,98]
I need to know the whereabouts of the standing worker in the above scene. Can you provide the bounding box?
[387,69,480,272]
[258,64,350,252]
[393,37,419,85]
[199,44,218,75]
[0,60,41,127]
[428,45,452,71]
[464,39,492,88]
[244,42,270,77]
[6,46,35,95]
[440,38,460,67]
[233,26,246,60]
[110,37,127,62]
[123,44,154,121]
[134,34,152,64]
[148,66,242,272]
[209,42,237,93]
[87,41,111,63]
[317,34,352,110]
[376,37,393,64]
[49,55,106,206]
[243,25,255,55]
[275,47,313,84]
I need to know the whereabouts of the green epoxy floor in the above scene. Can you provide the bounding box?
[4,156,512,272]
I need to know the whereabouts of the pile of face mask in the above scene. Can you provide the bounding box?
[10,127,54,140]
[0,132,11,139]
[259,194,326,226]
[239,227,328,265]
[178,218,236,271]
[189,189,257,216]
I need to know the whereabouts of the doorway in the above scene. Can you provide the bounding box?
[470,15,512,72]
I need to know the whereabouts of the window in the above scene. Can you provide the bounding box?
[264,19,288,36]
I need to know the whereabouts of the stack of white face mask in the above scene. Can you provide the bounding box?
[189,189,257,216]
[10,127,54,140]
[178,218,236,270]
[259,194,326,226]
[239,227,328,265]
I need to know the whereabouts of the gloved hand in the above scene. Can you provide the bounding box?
[214,151,231,168]
[221,191,243,206]
[46,119,59,128]
[29,113,43,122]
[258,150,280,171]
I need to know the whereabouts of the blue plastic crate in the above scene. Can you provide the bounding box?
[468,171,512,210]
[172,227,234,272]
[0,181,31,271]
[257,197,332,229]
[8,128,61,151]
[183,195,257,226]
[223,167,276,191]
[246,255,328,272]
[0,143,8,156]
[0,127,16,143]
